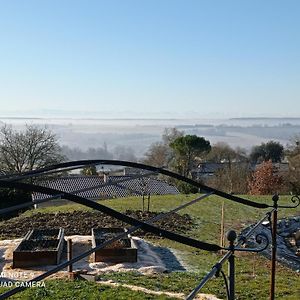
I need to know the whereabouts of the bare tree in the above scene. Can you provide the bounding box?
[143,142,169,167]
[113,145,137,162]
[286,136,300,193]
[206,142,248,163]
[205,142,249,193]
[209,164,250,194]
[61,145,113,161]
[143,127,184,167]
[162,128,184,145]
[0,125,64,174]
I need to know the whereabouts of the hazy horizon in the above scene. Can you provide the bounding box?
[1,116,299,159]
[1,109,300,120]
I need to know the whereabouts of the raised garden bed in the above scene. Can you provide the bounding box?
[27,228,61,240]
[13,228,64,268]
[92,228,137,263]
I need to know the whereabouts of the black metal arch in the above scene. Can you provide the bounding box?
[1,160,270,209]
[0,160,283,299]
[0,179,220,252]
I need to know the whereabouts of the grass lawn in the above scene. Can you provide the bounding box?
[0,194,299,299]
[0,279,176,299]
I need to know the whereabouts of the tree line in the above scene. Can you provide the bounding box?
[1,125,300,201]
[143,128,300,195]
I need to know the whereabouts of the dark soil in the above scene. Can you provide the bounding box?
[94,228,131,248]
[95,238,130,249]
[29,228,60,240]
[18,239,59,251]
[0,210,194,239]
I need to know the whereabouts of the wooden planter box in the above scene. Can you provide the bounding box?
[13,228,64,268]
[92,228,137,263]
[26,228,62,240]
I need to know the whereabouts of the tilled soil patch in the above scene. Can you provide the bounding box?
[0,210,194,239]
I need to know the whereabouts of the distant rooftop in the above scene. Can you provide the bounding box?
[32,175,179,203]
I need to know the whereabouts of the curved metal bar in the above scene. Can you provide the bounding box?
[0,170,159,216]
[1,160,270,209]
[0,179,221,252]
[233,233,270,253]
[0,164,88,181]
[220,270,230,300]
[237,209,274,244]
[186,253,232,300]
[0,192,213,300]
[277,195,300,208]
[187,209,275,299]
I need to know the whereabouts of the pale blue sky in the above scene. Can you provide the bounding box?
[0,0,299,118]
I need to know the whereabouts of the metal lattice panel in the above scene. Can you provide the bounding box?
[32,175,179,202]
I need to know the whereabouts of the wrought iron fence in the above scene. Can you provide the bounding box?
[0,160,298,299]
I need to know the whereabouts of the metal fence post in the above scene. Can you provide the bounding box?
[67,239,73,274]
[147,193,151,212]
[270,194,278,300]
[227,230,237,300]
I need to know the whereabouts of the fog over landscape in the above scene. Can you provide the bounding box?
[1,116,300,160]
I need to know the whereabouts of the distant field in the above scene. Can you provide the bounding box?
[0,194,299,299]
[1,117,300,156]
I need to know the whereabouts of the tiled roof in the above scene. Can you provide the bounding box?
[256,162,289,173]
[32,175,179,202]
[194,162,256,175]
